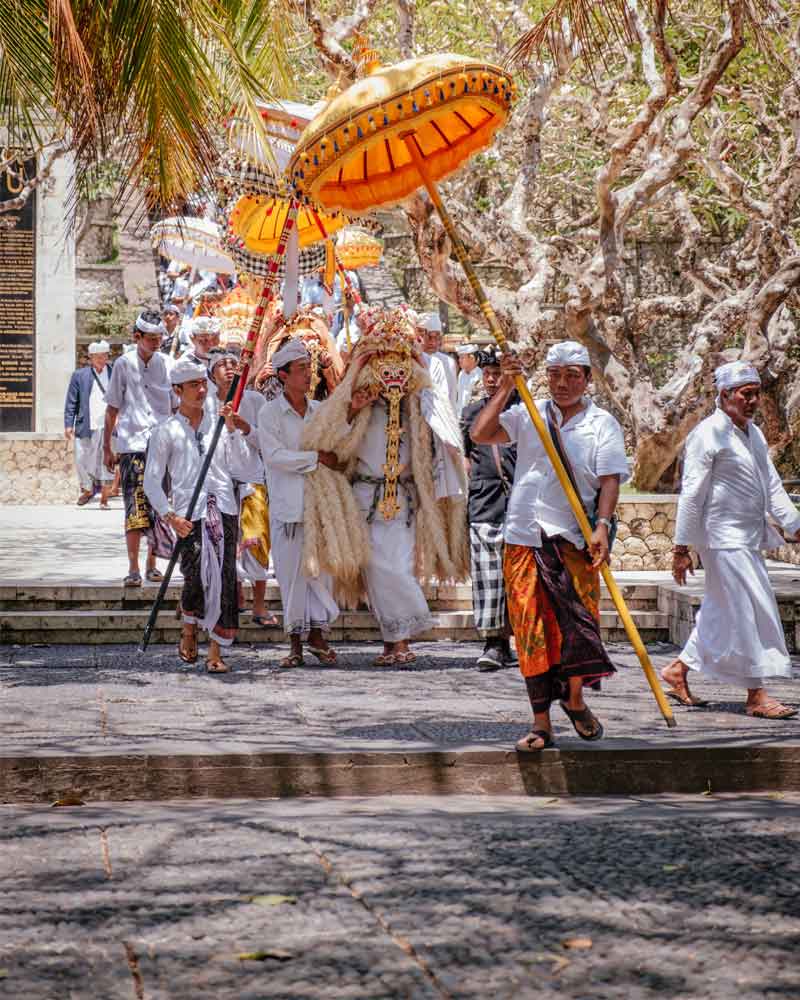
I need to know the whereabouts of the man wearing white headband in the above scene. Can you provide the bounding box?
[258,338,340,667]
[663,360,800,719]
[456,342,483,416]
[144,357,245,673]
[161,302,191,359]
[206,349,277,628]
[416,311,458,411]
[183,315,221,365]
[104,309,173,587]
[64,340,115,508]
[470,339,628,751]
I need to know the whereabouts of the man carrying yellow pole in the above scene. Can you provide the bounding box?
[472,341,630,749]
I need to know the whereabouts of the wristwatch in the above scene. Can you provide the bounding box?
[596,517,613,530]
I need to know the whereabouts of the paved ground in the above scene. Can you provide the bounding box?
[3,641,800,759]
[1,794,799,999]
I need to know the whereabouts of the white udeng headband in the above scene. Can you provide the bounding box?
[135,315,164,335]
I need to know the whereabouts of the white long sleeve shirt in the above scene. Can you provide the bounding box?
[207,389,266,485]
[258,393,320,523]
[499,398,629,549]
[105,349,173,454]
[457,367,483,415]
[674,407,800,550]
[144,409,241,519]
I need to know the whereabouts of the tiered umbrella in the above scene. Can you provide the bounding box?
[336,226,382,270]
[151,216,236,274]
[288,40,674,726]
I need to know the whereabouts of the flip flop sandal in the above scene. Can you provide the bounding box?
[373,653,397,666]
[394,651,417,664]
[252,614,280,627]
[665,688,709,708]
[746,703,798,720]
[516,730,556,752]
[280,654,305,668]
[308,645,337,664]
[123,572,142,588]
[560,703,604,741]
[76,492,93,507]
[178,631,198,664]
[145,568,163,583]
[206,658,230,674]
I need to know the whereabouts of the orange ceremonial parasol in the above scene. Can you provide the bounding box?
[288,38,674,728]
[336,226,383,270]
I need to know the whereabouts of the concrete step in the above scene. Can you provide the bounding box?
[0,582,661,614]
[0,607,671,646]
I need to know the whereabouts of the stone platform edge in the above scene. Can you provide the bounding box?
[4,745,800,803]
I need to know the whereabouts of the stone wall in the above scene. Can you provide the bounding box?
[610,497,677,571]
[0,436,75,504]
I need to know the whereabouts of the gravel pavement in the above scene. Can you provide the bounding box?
[2,641,800,758]
[1,794,799,1000]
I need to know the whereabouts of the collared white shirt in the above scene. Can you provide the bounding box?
[500,397,629,548]
[105,349,172,454]
[144,409,241,520]
[435,351,458,409]
[207,389,266,485]
[88,366,110,431]
[258,393,320,523]
[457,367,483,415]
[675,407,800,550]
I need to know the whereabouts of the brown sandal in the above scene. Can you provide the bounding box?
[746,701,798,720]
[560,703,604,741]
[665,688,708,708]
[206,658,230,673]
[280,653,305,668]
[178,627,197,664]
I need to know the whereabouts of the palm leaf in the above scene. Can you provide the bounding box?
[0,0,55,148]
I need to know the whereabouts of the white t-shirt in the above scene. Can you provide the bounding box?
[499,398,629,548]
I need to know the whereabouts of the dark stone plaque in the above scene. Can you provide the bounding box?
[0,157,36,432]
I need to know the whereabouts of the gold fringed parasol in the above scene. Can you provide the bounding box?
[336,226,383,270]
[289,39,675,729]
[228,193,347,253]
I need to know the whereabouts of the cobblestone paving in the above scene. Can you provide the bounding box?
[1,795,799,999]
[2,642,800,757]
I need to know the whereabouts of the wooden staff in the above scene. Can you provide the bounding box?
[140,202,300,651]
[401,132,675,728]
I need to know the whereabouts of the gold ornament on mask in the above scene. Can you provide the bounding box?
[370,350,412,520]
[305,337,323,399]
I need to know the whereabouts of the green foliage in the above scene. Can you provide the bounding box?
[82,301,139,344]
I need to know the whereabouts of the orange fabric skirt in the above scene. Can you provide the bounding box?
[503,541,601,679]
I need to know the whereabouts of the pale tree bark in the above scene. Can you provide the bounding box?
[0,145,66,215]
[299,0,800,488]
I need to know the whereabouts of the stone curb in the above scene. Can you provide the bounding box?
[4,744,800,804]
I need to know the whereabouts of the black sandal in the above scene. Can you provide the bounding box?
[515,730,555,752]
[560,703,604,741]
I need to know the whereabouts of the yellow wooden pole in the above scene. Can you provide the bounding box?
[401,133,676,728]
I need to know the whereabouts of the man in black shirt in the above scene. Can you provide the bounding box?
[460,347,518,670]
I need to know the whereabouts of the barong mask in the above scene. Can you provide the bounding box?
[352,306,424,521]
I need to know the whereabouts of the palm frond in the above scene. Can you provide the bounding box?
[504,0,638,73]
[0,0,55,148]
[504,0,782,72]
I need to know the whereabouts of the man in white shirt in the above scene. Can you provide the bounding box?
[104,311,173,587]
[182,316,221,365]
[471,341,628,751]
[206,348,276,628]
[144,356,245,673]
[258,340,341,667]
[662,361,800,719]
[418,311,458,411]
[456,344,483,415]
[64,340,114,507]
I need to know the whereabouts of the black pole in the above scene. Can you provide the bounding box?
[139,371,241,651]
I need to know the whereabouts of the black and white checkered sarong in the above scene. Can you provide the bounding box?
[469,522,508,637]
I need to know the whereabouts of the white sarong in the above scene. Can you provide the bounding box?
[75,430,113,490]
[355,482,434,642]
[270,517,339,636]
[681,548,792,687]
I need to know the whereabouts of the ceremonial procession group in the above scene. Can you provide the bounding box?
[61,37,799,747]
[64,290,800,746]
